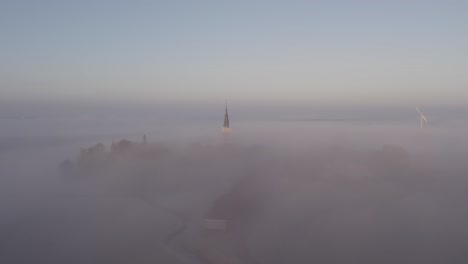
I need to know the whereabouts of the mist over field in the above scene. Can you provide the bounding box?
[2,0,468,262]
[1,103,468,263]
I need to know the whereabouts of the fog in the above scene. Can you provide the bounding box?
[1,103,468,264]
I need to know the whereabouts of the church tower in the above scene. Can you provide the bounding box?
[222,101,232,135]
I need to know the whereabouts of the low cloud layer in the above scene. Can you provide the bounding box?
[1,104,468,263]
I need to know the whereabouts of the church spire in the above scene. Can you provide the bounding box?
[223,101,230,129]
[222,101,232,134]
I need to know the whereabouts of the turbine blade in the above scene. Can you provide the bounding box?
[422,115,428,122]
[416,107,422,115]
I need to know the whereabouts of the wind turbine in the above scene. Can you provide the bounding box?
[416,107,428,129]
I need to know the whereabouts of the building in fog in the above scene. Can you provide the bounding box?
[203,219,227,231]
[222,102,232,135]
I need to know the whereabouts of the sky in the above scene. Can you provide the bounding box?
[1,1,468,105]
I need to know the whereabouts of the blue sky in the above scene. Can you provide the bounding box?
[1,1,467,104]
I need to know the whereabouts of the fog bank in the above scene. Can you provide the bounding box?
[1,104,468,263]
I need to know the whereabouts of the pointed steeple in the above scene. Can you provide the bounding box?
[223,101,230,129]
[222,101,232,135]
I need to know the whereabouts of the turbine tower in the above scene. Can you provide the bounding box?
[416,107,428,129]
[222,101,232,134]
